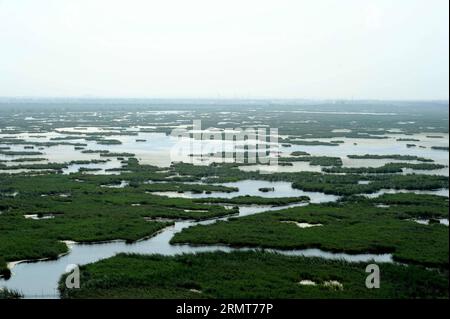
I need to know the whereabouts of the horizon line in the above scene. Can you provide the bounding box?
[0,96,448,103]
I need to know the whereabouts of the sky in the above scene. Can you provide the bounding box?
[0,0,448,100]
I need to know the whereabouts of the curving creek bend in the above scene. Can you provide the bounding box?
[0,190,396,299]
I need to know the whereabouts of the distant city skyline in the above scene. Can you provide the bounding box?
[0,0,448,100]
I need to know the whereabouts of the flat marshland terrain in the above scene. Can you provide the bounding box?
[0,100,448,299]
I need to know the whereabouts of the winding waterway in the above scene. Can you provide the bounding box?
[0,128,447,298]
[0,201,393,299]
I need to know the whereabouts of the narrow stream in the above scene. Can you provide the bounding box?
[0,202,393,299]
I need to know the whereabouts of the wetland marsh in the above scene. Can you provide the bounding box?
[0,100,448,299]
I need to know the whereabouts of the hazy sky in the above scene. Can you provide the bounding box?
[0,0,448,99]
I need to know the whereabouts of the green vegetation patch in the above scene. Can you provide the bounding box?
[431,146,449,151]
[172,163,448,196]
[347,154,434,162]
[279,156,343,166]
[100,152,135,157]
[0,150,43,156]
[396,138,420,142]
[290,151,310,156]
[10,157,47,162]
[96,139,122,145]
[0,173,237,266]
[193,195,309,206]
[172,197,449,267]
[323,163,446,174]
[142,183,238,194]
[59,251,449,299]
[281,139,340,146]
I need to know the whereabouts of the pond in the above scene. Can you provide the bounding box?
[151,180,340,204]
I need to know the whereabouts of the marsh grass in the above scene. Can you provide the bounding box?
[58,251,449,299]
[0,173,236,266]
[172,195,449,267]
